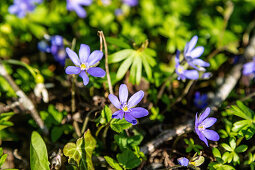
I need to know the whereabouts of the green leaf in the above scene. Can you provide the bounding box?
[235,145,248,153]
[192,156,205,167]
[106,37,131,49]
[221,143,232,152]
[117,149,141,169]
[110,119,132,133]
[51,126,64,142]
[116,56,134,80]
[232,120,251,132]
[212,148,221,158]
[30,131,50,170]
[229,137,236,150]
[0,154,7,167]
[84,129,96,170]
[104,156,123,170]
[100,105,112,124]
[109,49,134,63]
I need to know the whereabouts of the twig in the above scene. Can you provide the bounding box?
[0,63,48,134]
[0,101,20,113]
[98,31,113,94]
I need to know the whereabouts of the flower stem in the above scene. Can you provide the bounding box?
[98,31,113,94]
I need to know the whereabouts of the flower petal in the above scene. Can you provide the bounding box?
[79,44,90,63]
[65,66,81,74]
[202,129,220,141]
[87,67,105,77]
[243,62,254,75]
[128,90,144,108]
[66,47,80,66]
[73,4,87,18]
[198,107,211,124]
[197,129,208,146]
[119,84,128,104]
[191,59,210,67]
[183,70,199,80]
[195,113,199,127]
[129,107,149,118]
[125,113,137,125]
[190,46,204,58]
[177,157,189,166]
[201,117,217,128]
[108,94,121,109]
[79,71,89,86]
[112,110,124,119]
[76,0,92,5]
[188,35,198,52]
[87,50,103,66]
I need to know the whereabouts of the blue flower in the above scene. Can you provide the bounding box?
[66,0,92,18]
[175,50,199,80]
[65,44,106,85]
[8,0,42,18]
[195,107,220,147]
[50,36,67,66]
[194,92,208,109]
[108,84,149,125]
[122,0,138,6]
[243,57,255,76]
[184,35,210,71]
[177,157,189,167]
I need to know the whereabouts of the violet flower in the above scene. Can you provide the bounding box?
[66,0,92,18]
[184,35,209,71]
[177,157,189,167]
[108,84,149,125]
[65,44,105,85]
[195,107,220,147]
[122,0,138,6]
[175,50,199,80]
[243,57,255,76]
[194,92,208,109]
[8,0,42,18]
[50,36,67,66]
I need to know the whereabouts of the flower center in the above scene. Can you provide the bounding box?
[198,124,205,131]
[177,66,184,74]
[80,63,87,70]
[122,105,129,112]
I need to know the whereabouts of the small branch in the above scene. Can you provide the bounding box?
[98,31,113,94]
[0,101,20,113]
[0,63,48,134]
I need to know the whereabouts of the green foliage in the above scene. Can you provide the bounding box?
[30,131,50,170]
[0,112,15,131]
[0,147,7,168]
[117,149,142,169]
[225,101,255,139]
[208,148,235,170]
[110,119,132,133]
[184,138,203,154]
[104,156,123,170]
[63,129,96,170]
[149,106,164,122]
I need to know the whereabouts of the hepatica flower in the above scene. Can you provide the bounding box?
[66,0,92,18]
[184,35,210,71]
[122,0,138,6]
[194,92,208,109]
[177,157,189,167]
[195,107,219,146]
[51,36,67,66]
[243,57,255,76]
[175,50,199,80]
[8,0,42,18]
[108,84,149,125]
[65,44,105,85]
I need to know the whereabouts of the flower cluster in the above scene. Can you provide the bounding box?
[175,35,210,80]
[108,84,148,125]
[66,0,92,18]
[65,44,106,85]
[195,107,219,146]
[8,0,42,18]
[38,35,67,66]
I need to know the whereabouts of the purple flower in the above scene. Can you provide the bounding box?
[65,44,105,85]
[175,50,199,80]
[243,57,255,76]
[66,0,92,18]
[8,0,42,18]
[115,9,123,16]
[122,0,138,6]
[108,84,149,125]
[184,35,209,71]
[195,107,220,147]
[38,40,50,53]
[177,157,189,166]
[51,36,67,66]
[194,92,208,109]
